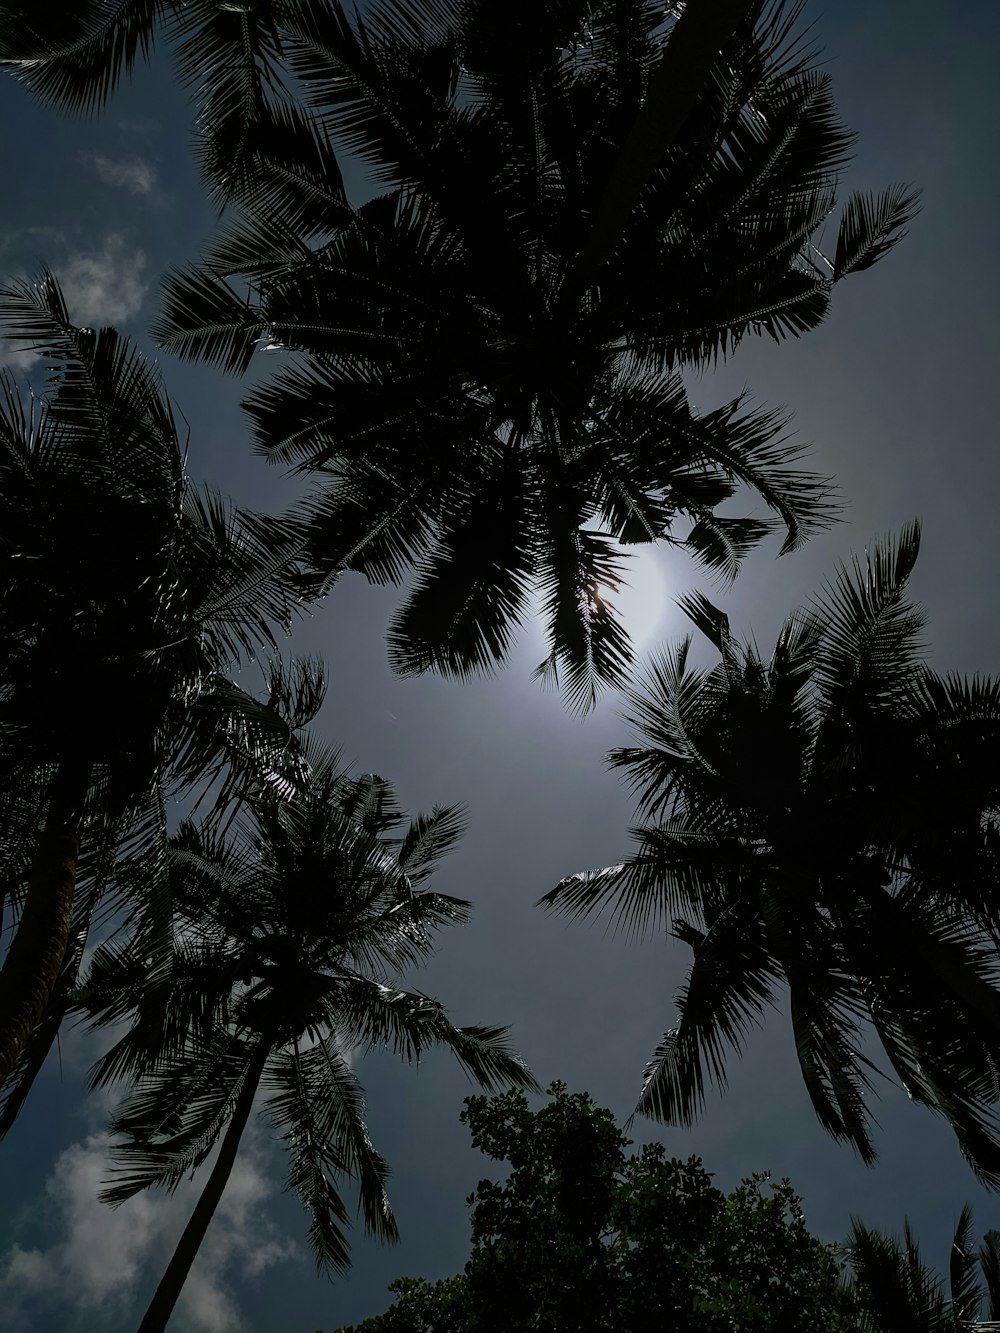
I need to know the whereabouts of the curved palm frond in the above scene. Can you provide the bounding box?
[266,1038,397,1272]
[636,902,782,1125]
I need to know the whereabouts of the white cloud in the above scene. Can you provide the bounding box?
[0,234,148,371]
[0,1124,298,1333]
[0,345,44,372]
[58,234,148,327]
[82,152,158,196]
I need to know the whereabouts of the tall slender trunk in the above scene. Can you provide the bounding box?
[136,1034,272,1333]
[0,760,88,1084]
[566,0,758,300]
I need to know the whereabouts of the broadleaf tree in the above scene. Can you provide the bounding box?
[326,1082,860,1333]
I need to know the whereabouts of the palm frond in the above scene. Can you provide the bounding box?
[396,804,468,884]
[203,100,351,233]
[386,447,535,679]
[532,524,634,714]
[635,903,781,1125]
[812,520,926,723]
[153,268,266,373]
[0,0,163,112]
[980,1231,1000,1321]
[833,184,921,280]
[848,1219,951,1333]
[541,816,748,939]
[685,515,777,583]
[336,978,536,1092]
[265,1039,397,1272]
[171,0,295,207]
[951,1203,983,1323]
[101,1032,256,1204]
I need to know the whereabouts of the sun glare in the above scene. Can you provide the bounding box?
[608,542,668,648]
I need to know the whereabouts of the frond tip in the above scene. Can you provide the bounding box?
[833,183,921,280]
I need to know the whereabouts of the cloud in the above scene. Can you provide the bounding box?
[0,345,46,373]
[81,152,158,196]
[0,234,149,369]
[58,234,148,327]
[0,1125,298,1333]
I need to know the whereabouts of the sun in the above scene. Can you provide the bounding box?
[607,542,668,649]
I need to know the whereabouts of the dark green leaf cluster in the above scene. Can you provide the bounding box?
[328,1082,859,1333]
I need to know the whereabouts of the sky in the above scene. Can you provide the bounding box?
[2,1,1000,1329]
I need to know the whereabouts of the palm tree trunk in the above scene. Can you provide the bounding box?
[566,0,758,299]
[136,1034,271,1333]
[0,760,88,1084]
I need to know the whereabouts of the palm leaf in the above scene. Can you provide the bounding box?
[0,0,163,113]
[980,1231,1000,1322]
[833,184,921,280]
[396,804,469,884]
[541,816,750,939]
[153,268,267,374]
[265,1039,397,1272]
[951,1203,983,1323]
[635,902,782,1125]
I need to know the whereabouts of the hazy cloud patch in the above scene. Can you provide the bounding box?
[81,152,158,195]
[0,1125,297,1333]
[59,234,148,327]
[0,345,45,373]
[0,234,148,370]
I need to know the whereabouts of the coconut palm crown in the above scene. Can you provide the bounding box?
[80,742,537,1332]
[543,524,1000,1183]
[152,0,918,709]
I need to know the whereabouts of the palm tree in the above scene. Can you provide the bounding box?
[848,1206,1000,1332]
[0,0,793,225]
[79,742,537,1333]
[152,0,917,709]
[0,269,305,1087]
[542,523,1000,1182]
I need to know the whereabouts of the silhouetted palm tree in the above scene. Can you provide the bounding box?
[849,1205,1000,1332]
[0,270,304,1085]
[153,0,917,708]
[543,524,1000,1181]
[80,742,536,1333]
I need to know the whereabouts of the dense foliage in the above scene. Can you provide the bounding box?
[328,1083,859,1333]
[151,0,916,708]
[0,272,306,1091]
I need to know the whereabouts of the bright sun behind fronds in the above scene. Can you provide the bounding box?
[607,542,668,650]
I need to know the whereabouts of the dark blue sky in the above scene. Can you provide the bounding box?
[2,2,1000,1329]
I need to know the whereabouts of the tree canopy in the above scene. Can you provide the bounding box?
[326,1083,859,1333]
